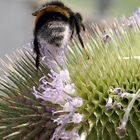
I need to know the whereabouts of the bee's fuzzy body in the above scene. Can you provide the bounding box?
[37,20,71,48]
[32,1,85,69]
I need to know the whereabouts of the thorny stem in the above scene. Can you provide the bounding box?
[117,88,140,136]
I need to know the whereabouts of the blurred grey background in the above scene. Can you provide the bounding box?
[0,0,140,59]
[0,0,34,59]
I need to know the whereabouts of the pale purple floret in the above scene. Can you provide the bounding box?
[33,69,83,140]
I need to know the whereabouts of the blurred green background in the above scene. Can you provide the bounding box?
[0,0,140,59]
[63,0,140,16]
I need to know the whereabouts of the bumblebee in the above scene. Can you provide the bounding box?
[32,1,85,69]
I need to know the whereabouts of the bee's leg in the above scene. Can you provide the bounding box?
[33,37,40,69]
[73,17,89,59]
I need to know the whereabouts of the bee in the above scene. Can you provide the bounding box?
[32,1,85,69]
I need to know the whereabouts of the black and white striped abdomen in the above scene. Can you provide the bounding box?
[37,20,71,47]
